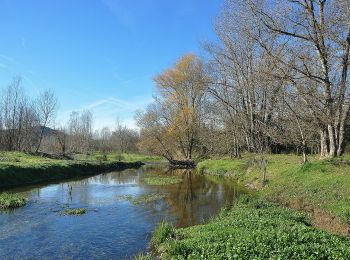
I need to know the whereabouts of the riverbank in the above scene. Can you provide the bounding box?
[197,154,350,235]
[150,197,350,259]
[0,152,155,189]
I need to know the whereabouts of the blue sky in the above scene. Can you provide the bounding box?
[0,0,222,129]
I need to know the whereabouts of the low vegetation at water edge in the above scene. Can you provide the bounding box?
[151,197,350,259]
[60,208,87,216]
[197,154,350,224]
[0,192,27,209]
[74,152,163,163]
[143,176,182,186]
[116,193,166,205]
[0,151,147,189]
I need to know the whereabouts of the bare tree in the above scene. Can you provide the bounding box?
[55,126,68,154]
[67,110,93,153]
[244,0,350,157]
[35,90,58,152]
[0,77,42,151]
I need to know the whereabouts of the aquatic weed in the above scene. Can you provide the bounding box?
[144,176,182,186]
[60,208,87,216]
[0,193,27,209]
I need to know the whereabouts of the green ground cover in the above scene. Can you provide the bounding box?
[74,152,163,163]
[0,151,144,189]
[197,154,350,223]
[151,197,350,259]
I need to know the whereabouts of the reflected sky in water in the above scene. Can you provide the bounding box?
[0,164,248,259]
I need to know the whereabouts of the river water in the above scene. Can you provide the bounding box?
[0,163,248,259]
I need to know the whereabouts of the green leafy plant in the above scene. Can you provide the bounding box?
[0,192,27,209]
[153,199,350,259]
[60,208,87,216]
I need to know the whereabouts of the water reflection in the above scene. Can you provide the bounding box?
[0,164,249,259]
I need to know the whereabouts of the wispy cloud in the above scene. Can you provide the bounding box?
[21,74,40,94]
[21,37,27,49]
[0,63,9,70]
[82,97,137,111]
[0,54,17,64]
[58,95,153,130]
[101,0,135,28]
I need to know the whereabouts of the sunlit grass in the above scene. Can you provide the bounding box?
[197,153,350,222]
[152,197,350,259]
[0,151,68,168]
[0,151,144,189]
[74,152,163,163]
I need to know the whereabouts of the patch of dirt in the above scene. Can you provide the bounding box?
[274,196,349,237]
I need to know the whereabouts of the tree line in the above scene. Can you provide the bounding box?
[0,77,139,156]
[0,77,57,153]
[136,0,350,162]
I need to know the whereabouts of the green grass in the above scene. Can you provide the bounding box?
[0,151,69,169]
[60,208,87,216]
[197,157,249,177]
[121,153,163,163]
[74,152,163,163]
[0,192,27,209]
[152,197,350,259]
[151,221,175,246]
[143,176,182,186]
[133,254,153,260]
[197,153,350,223]
[0,151,143,189]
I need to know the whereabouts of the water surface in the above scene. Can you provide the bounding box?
[0,164,247,259]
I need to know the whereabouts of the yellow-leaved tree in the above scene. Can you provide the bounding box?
[136,54,207,166]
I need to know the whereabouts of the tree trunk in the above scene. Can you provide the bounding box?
[302,142,308,164]
[337,104,350,156]
[327,125,336,158]
[320,129,328,158]
[35,126,45,153]
[337,119,347,157]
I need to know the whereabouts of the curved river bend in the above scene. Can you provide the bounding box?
[0,164,248,259]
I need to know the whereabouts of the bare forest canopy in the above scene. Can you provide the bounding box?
[0,77,139,155]
[1,0,350,161]
[136,0,350,162]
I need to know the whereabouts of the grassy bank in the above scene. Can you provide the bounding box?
[151,197,350,259]
[197,154,350,231]
[73,152,163,163]
[0,152,146,189]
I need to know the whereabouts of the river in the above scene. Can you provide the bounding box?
[0,163,248,259]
